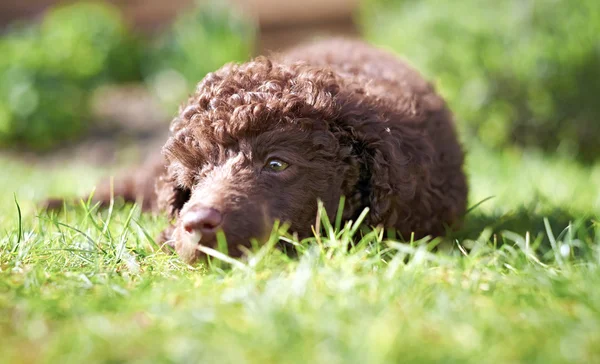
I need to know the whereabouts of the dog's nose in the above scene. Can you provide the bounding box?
[182,207,223,237]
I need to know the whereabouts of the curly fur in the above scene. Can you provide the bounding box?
[57,39,468,263]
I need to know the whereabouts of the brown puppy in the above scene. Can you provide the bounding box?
[56,39,468,263]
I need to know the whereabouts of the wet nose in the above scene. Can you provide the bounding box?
[182,207,223,238]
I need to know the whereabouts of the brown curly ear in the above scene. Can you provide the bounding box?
[155,164,191,219]
[338,95,467,239]
[156,130,201,218]
[335,98,438,237]
[363,122,433,229]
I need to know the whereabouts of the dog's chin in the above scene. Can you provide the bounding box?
[175,230,204,264]
[173,221,273,264]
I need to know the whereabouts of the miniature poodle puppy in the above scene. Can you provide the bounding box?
[52,39,468,263]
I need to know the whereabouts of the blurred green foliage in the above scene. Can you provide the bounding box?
[39,2,142,84]
[144,0,255,109]
[0,2,142,149]
[0,0,254,151]
[361,0,600,161]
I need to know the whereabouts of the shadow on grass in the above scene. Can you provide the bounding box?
[452,205,598,254]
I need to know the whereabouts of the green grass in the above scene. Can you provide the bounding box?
[1,143,600,363]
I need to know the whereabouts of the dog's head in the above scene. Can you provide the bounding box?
[158,58,431,263]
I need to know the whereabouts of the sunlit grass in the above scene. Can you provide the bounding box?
[1,143,600,363]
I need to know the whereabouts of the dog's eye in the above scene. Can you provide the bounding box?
[265,158,289,172]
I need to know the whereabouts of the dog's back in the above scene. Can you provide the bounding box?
[281,38,442,115]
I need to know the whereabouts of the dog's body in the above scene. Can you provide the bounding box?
[65,39,468,263]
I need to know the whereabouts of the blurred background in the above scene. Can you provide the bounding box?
[0,0,361,163]
[1,0,599,229]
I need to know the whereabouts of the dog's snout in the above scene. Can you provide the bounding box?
[183,207,223,235]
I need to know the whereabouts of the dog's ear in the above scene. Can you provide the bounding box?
[155,163,191,219]
[157,130,204,218]
[336,102,436,232]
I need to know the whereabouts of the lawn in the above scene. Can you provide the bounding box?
[1,142,600,363]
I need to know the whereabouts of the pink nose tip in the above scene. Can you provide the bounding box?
[182,207,223,235]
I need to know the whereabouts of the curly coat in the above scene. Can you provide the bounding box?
[69,39,468,263]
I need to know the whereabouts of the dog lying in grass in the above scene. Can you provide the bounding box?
[49,39,468,263]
